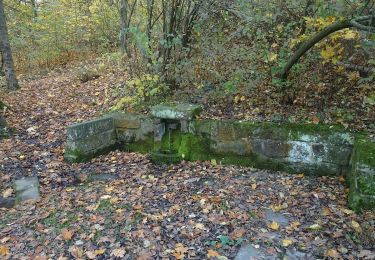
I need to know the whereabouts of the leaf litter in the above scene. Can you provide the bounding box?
[0,68,374,259]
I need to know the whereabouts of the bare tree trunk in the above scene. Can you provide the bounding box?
[119,0,129,54]
[0,0,19,90]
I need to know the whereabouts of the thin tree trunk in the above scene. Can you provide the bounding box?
[119,0,129,54]
[0,0,19,90]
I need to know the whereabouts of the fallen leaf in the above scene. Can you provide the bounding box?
[207,249,220,258]
[68,246,83,258]
[195,223,205,230]
[0,245,9,256]
[307,223,321,231]
[61,228,74,240]
[282,239,293,247]
[2,188,13,198]
[325,248,340,258]
[267,221,280,230]
[251,183,257,190]
[351,220,362,233]
[111,248,126,258]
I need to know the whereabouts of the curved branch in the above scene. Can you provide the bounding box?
[281,19,352,79]
[281,16,375,80]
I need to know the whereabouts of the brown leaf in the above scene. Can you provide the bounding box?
[207,249,220,258]
[0,245,9,256]
[325,248,340,259]
[61,228,74,240]
[111,248,126,258]
[230,228,246,240]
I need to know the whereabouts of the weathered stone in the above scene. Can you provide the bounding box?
[151,103,202,120]
[0,197,15,208]
[265,209,289,226]
[112,113,141,129]
[15,177,40,202]
[211,121,236,142]
[67,117,114,141]
[348,136,375,211]
[252,139,291,158]
[211,139,252,156]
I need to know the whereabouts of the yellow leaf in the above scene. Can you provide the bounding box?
[296,173,304,178]
[321,46,335,63]
[195,223,205,230]
[307,223,321,231]
[211,159,217,166]
[342,30,357,39]
[0,245,9,256]
[270,204,283,212]
[94,249,106,255]
[251,183,257,190]
[61,228,74,240]
[2,188,13,198]
[351,220,362,234]
[282,239,293,247]
[19,154,25,160]
[207,249,220,258]
[269,53,278,62]
[268,221,280,230]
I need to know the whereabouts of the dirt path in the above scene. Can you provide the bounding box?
[0,72,374,259]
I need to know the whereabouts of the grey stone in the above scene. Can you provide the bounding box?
[112,113,141,129]
[151,103,202,120]
[252,139,291,158]
[265,209,289,226]
[211,139,252,156]
[67,117,114,141]
[15,177,40,202]
[66,129,116,153]
[0,197,15,208]
[235,244,276,260]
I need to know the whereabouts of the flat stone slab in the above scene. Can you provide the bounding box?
[15,177,40,202]
[151,103,202,120]
[265,209,289,226]
[0,197,15,208]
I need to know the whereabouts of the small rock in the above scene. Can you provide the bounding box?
[0,197,15,208]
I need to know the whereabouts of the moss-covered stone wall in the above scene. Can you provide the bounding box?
[348,136,375,211]
[64,111,375,211]
[64,116,116,162]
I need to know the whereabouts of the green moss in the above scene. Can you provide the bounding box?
[123,134,154,154]
[64,144,117,163]
[348,190,375,212]
[353,135,375,167]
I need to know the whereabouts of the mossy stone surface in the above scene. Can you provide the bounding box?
[348,135,375,212]
[151,103,202,120]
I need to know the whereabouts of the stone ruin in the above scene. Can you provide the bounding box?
[64,103,375,212]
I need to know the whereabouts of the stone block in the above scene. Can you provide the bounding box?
[211,121,236,142]
[151,103,202,120]
[114,114,141,129]
[252,139,291,158]
[348,136,375,211]
[211,139,252,156]
[67,117,114,141]
[15,177,40,202]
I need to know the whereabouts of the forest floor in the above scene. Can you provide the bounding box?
[0,66,374,259]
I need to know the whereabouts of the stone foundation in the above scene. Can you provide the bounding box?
[64,105,374,211]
